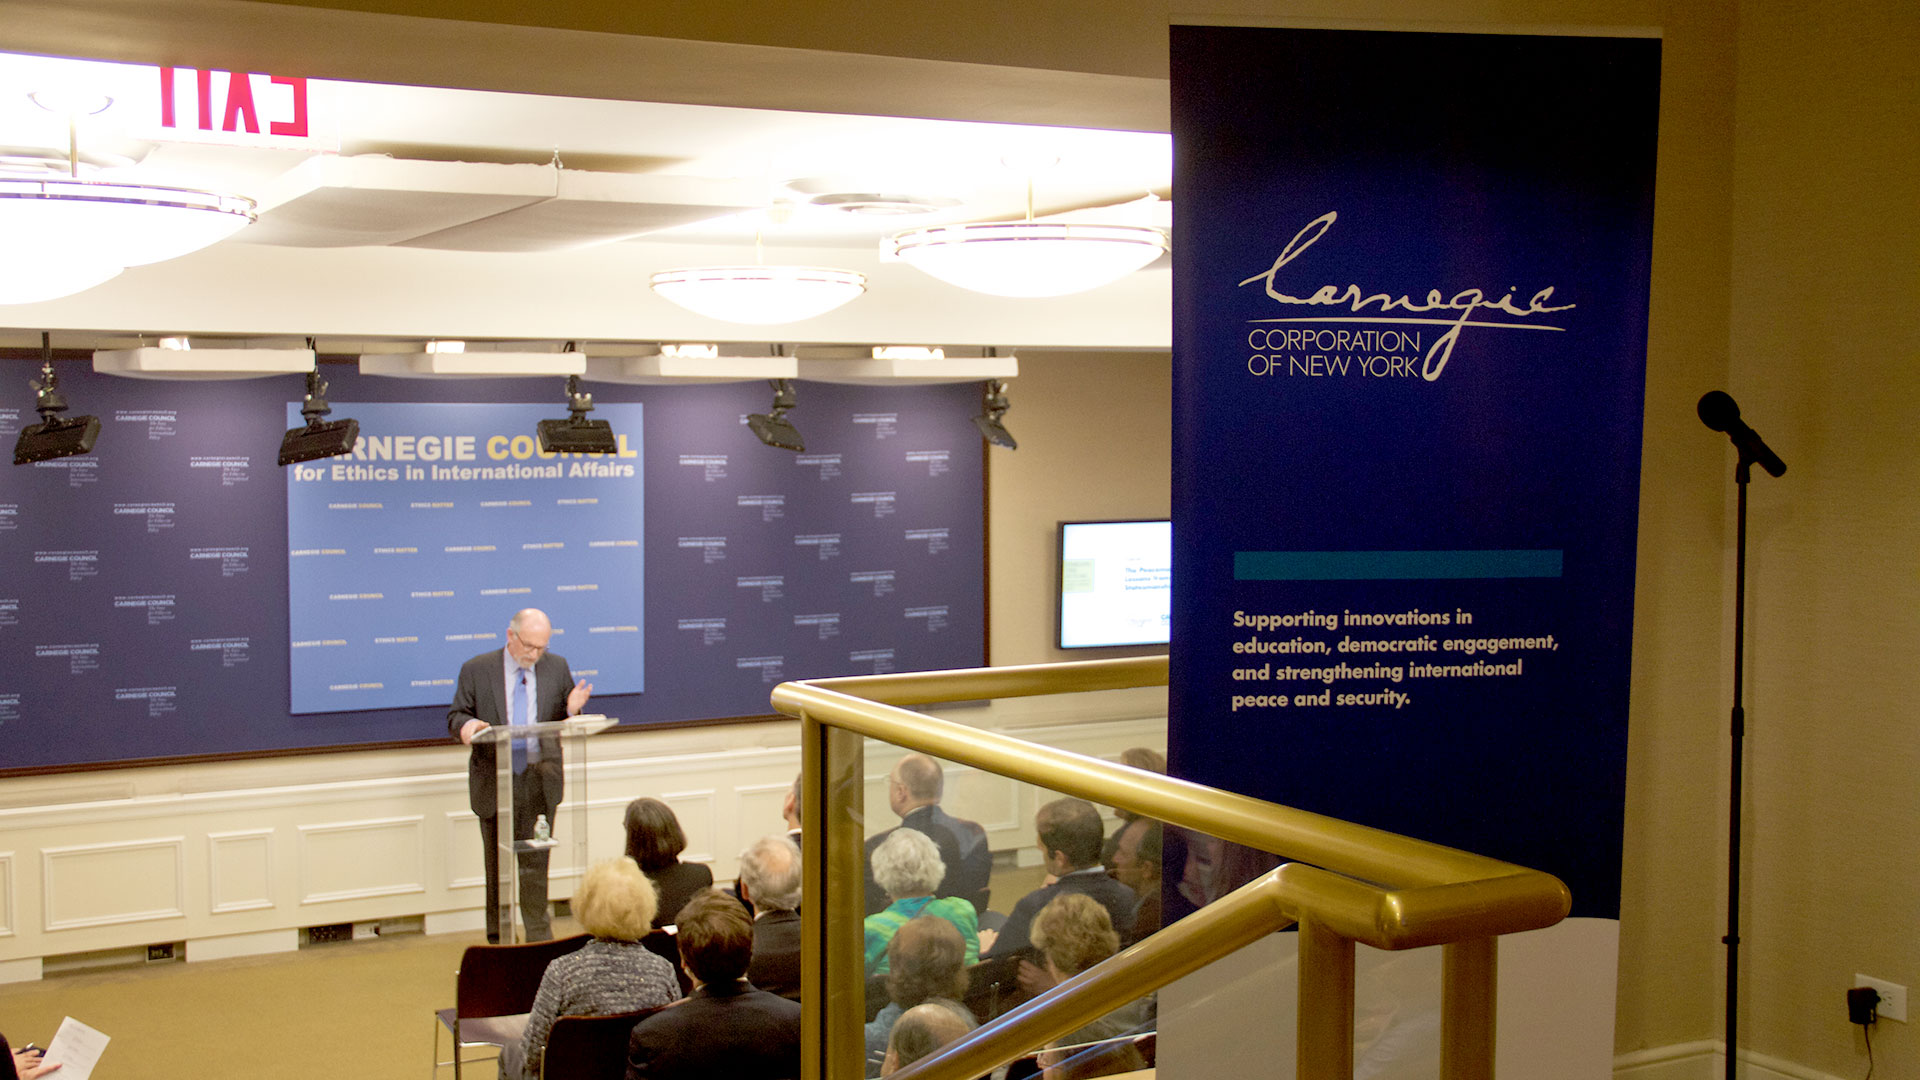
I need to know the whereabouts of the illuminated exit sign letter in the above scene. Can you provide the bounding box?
[158,67,309,139]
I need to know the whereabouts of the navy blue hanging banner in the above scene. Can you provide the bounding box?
[1168,24,1658,1067]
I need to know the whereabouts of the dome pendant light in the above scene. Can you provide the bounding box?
[650,216,866,326]
[883,171,1167,298]
[0,93,256,305]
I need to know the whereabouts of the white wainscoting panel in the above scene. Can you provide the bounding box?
[444,811,483,891]
[656,788,718,865]
[207,829,275,914]
[948,766,1025,835]
[0,711,1164,966]
[297,817,426,904]
[42,837,186,931]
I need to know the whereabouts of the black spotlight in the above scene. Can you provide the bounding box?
[279,369,360,466]
[973,379,1017,450]
[747,378,805,452]
[14,334,100,466]
[537,374,618,454]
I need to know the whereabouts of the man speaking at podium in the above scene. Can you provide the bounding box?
[449,608,593,942]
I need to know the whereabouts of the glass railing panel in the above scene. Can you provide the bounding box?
[854,750,1166,1080]
[781,659,1562,1080]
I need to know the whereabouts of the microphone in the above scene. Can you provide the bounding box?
[1697,391,1786,477]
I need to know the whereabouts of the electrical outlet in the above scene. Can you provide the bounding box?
[1855,975,1908,1022]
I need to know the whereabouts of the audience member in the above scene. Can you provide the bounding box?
[1107,818,1163,941]
[881,1000,979,1077]
[863,915,969,1076]
[863,754,991,915]
[625,797,713,927]
[983,799,1136,962]
[737,834,804,1000]
[1029,894,1149,1080]
[3,1032,61,1080]
[626,890,801,1080]
[865,829,979,974]
[1102,748,1166,850]
[509,858,681,1080]
[780,773,804,850]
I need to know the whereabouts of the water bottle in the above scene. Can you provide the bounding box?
[533,814,550,842]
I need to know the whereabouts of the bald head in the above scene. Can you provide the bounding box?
[507,609,552,668]
[883,1000,978,1075]
[889,753,944,816]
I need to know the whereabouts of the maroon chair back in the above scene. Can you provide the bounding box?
[457,933,591,1018]
[542,1006,663,1080]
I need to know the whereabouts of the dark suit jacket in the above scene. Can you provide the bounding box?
[447,648,573,817]
[984,867,1139,959]
[626,980,801,1080]
[747,909,802,1000]
[862,804,993,915]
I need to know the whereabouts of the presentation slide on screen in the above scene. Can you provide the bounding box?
[0,368,984,771]
[1059,521,1171,647]
[285,402,646,713]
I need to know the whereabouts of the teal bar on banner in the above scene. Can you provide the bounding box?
[1234,549,1564,581]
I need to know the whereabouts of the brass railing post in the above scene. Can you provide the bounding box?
[799,712,867,1080]
[1298,916,1356,1079]
[1441,937,1497,1080]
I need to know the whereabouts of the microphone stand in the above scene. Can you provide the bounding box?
[1723,451,1752,1080]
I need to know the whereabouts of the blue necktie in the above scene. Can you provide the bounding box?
[511,669,532,773]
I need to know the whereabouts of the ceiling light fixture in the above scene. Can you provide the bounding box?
[14,333,100,465]
[974,378,1017,450]
[0,94,256,306]
[885,221,1167,298]
[650,211,866,325]
[747,378,805,452]
[883,165,1167,298]
[650,265,867,325]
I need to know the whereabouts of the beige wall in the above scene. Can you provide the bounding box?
[7,0,1916,1075]
[987,350,1172,666]
[1725,1,1920,1076]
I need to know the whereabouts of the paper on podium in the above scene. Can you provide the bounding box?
[44,1015,110,1080]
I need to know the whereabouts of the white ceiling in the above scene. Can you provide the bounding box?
[0,50,1175,351]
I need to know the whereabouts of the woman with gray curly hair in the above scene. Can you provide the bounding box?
[863,828,979,974]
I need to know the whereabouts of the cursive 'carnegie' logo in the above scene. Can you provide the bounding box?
[1238,211,1574,381]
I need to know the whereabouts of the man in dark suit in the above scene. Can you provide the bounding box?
[983,797,1137,961]
[447,607,592,943]
[862,753,991,915]
[737,833,803,1000]
[627,890,802,1080]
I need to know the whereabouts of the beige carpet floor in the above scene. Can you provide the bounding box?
[0,864,1051,1080]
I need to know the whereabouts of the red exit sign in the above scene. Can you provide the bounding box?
[160,67,307,136]
[147,67,334,149]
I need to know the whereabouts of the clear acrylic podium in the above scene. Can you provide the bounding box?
[470,713,616,943]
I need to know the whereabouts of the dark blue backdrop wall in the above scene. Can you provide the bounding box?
[0,366,985,771]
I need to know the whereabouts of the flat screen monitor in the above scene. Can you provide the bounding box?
[1057,519,1171,649]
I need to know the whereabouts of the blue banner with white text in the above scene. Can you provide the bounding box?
[1169,25,1657,1070]
[286,402,647,713]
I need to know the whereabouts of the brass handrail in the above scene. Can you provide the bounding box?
[775,656,1569,1080]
